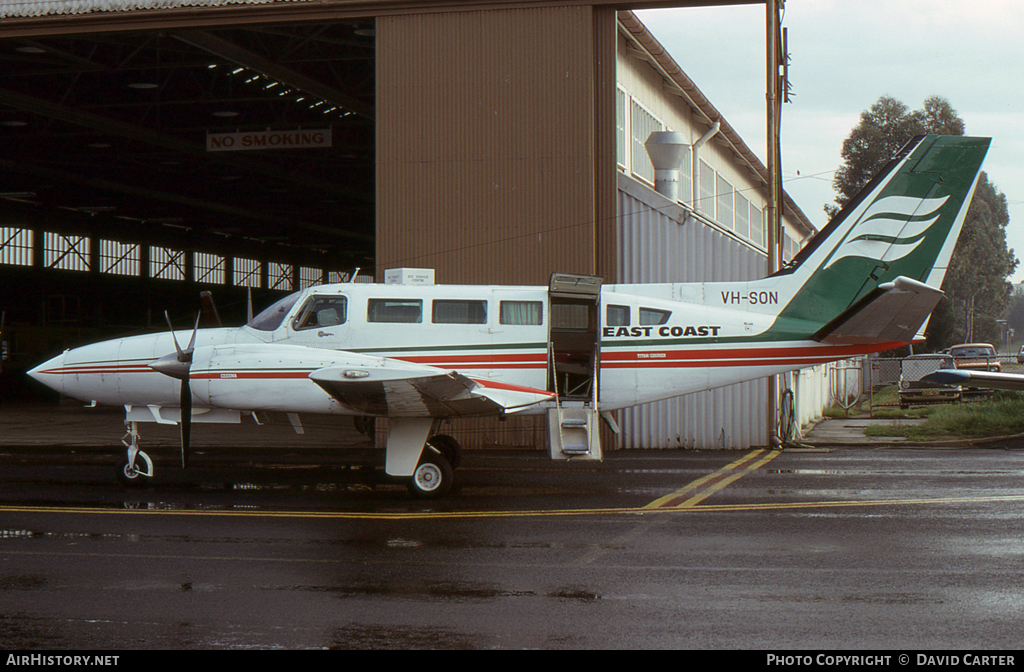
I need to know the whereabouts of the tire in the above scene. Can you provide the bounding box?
[426,433,462,470]
[406,453,453,499]
[117,450,154,487]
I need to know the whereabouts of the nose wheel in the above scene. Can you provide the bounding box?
[118,421,154,486]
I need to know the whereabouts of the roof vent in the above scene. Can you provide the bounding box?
[644,131,690,202]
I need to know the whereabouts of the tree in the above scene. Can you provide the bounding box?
[931,172,1017,347]
[829,95,1017,349]
[828,95,965,215]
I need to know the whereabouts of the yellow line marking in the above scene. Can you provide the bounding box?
[2,492,1023,521]
[643,449,766,509]
[672,450,782,509]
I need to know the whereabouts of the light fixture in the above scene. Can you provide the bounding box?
[1,120,27,126]
[88,142,111,148]
[16,46,46,53]
[212,111,239,117]
[128,82,159,89]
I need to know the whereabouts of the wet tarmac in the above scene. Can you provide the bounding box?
[3,402,1024,650]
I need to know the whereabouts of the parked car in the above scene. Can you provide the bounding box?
[898,353,960,408]
[1017,344,1024,364]
[949,343,1002,372]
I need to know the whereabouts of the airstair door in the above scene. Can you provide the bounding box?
[547,273,603,461]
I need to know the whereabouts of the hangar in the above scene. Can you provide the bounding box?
[0,0,820,449]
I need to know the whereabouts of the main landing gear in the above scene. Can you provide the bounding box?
[117,421,154,486]
[114,416,465,499]
[405,433,462,499]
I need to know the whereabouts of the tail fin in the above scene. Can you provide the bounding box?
[774,134,989,338]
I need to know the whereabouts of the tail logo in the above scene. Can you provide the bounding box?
[824,195,950,270]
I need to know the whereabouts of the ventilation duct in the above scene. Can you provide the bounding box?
[644,131,690,202]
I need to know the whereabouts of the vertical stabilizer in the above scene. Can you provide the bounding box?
[772,135,989,334]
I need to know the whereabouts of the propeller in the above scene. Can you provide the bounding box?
[149,311,200,469]
[0,310,5,375]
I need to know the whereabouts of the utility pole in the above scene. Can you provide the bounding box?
[766,0,786,446]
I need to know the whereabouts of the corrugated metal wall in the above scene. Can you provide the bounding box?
[616,171,771,449]
[376,5,616,286]
[375,5,616,449]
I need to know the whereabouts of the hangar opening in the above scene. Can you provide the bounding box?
[0,18,378,399]
[1,2,828,453]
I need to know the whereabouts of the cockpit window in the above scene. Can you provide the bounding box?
[247,291,301,332]
[293,296,349,331]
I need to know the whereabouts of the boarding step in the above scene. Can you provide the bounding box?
[547,403,602,461]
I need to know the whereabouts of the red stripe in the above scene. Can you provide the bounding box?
[39,366,153,375]
[601,342,902,362]
[470,378,555,396]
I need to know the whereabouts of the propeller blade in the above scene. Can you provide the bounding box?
[164,311,184,359]
[159,310,199,469]
[180,377,191,469]
[185,313,200,354]
[200,291,222,327]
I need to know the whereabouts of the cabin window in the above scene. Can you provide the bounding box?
[368,298,422,323]
[293,296,348,330]
[432,299,487,324]
[639,307,671,326]
[606,304,630,327]
[499,300,543,326]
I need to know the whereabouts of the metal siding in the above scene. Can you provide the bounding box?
[376,6,616,450]
[617,174,770,450]
[377,6,616,286]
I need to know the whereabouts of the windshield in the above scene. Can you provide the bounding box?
[247,291,302,331]
[952,346,995,358]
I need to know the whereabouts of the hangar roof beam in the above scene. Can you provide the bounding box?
[173,29,374,120]
[0,84,372,206]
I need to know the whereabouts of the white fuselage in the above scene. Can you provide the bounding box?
[29,279,888,418]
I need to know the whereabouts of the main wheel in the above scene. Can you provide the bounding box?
[426,433,462,470]
[406,452,453,499]
[117,449,154,486]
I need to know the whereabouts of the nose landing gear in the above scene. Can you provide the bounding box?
[118,421,153,485]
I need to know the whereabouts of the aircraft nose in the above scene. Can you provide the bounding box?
[27,350,67,395]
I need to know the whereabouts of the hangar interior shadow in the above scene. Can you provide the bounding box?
[0,20,378,399]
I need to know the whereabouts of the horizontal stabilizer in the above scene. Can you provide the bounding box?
[923,369,1024,391]
[814,276,943,345]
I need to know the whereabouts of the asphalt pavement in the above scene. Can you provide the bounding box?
[2,399,1022,452]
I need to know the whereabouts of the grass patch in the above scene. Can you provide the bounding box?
[824,385,932,419]
[864,392,1024,439]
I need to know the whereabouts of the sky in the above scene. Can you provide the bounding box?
[635,0,1024,282]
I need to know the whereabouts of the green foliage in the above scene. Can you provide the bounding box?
[828,95,965,216]
[864,392,1024,439]
[830,95,1018,349]
[1006,286,1024,336]
[932,172,1018,347]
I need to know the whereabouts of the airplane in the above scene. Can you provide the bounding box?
[27,134,990,498]
[922,369,1024,392]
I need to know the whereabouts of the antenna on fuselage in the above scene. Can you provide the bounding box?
[350,268,360,283]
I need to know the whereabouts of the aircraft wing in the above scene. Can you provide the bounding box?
[814,276,943,345]
[308,365,555,417]
[922,369,1024,391]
